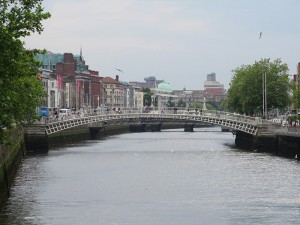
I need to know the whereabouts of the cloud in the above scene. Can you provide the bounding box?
[25,0,208,54]
[25,0,300,90]
[167,19,207,33]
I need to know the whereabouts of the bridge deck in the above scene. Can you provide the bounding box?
[25,110,300,138]
[35,112,262,135]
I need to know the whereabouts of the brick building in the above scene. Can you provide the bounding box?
[35,51,101,110]
[203,72,226,102]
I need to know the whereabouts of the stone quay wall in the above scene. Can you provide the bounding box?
[235,130,300,159]
[0,126,25,210]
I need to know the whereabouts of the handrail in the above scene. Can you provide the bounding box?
[39,110,265,125]
[41,112,260,135]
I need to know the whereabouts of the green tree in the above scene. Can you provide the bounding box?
[0,0,50,141]
[290,79,300,110]
[189,102,216,110]
[177,99,186,108]
[189,102,201,109]
[142,88,154,106]
[166,97,175,107]
[225,58,290,116]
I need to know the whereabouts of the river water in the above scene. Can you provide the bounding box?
[0,127,299,225]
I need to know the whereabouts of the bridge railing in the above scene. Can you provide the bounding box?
[37,108,270,126]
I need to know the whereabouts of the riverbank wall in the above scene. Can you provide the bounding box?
[26,123,214,151]
[0,126,25,210]
[27,123,300,160]
[46,124,130,149]
[235,131,300,160]
[46,123,198,147]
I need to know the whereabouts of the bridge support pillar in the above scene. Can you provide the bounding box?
[89,127,102,140]
[129,124,146,132]
[184,124,194,132]
[150,123,162,132]
[235,131,254,150]
[221,126,231,132]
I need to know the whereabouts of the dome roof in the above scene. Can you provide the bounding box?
[157,82,173,92]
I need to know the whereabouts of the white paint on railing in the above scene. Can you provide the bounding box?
[43,112,260,135]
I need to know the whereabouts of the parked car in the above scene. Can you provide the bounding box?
[38,107,51,117]
[59,108,71,118]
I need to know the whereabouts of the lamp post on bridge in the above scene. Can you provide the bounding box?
[259,34,268,119]
[262,71,267,118]
[202,97,207,110]
[92,95,100,109]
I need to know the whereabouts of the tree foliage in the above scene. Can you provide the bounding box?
[142,88,154,106]
[225,58,290,116]
[189,102,215,110]
[166,98,175,107]
[0,0,50,140]
[177,99,186,108]
[290,79,300,110]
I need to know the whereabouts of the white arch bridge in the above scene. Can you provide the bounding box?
[24,111,300,156]
[41,112,266,135]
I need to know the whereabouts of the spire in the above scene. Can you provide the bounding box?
[80,44,82,59]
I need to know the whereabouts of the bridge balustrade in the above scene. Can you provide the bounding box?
[37,110,263,136]
[39,109,268,125]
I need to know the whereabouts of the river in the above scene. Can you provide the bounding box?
[0,127,299,225]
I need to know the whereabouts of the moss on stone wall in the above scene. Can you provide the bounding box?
[47,124,130,148]
[103,125,130,136]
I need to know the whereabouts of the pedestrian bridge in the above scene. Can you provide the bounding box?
[41,112,264,135]
[24,111,300,158]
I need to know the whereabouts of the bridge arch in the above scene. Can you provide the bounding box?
[44,113,260,135]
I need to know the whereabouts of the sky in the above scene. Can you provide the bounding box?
[24,0,300,90]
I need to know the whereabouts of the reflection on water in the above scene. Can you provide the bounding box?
[1,127,300,225]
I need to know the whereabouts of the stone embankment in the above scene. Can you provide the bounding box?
[0,126,25,210]
[235,125,300,159]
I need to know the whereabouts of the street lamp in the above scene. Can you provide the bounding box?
[151,95,154,107]
[202,97,207,110]
[259,37,268,118]
[262,71,267,118]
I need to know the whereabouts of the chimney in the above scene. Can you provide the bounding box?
[116,75,119,81]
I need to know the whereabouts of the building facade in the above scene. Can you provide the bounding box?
[101,75,144,109]
[203,72,226,102]
[150,82,179,109]
[173,89,205,109]
[100,75,123,108]
[35,51,101,110]
[129,76,164,89]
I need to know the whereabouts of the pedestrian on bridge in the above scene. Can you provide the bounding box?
[54,109,58,122]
